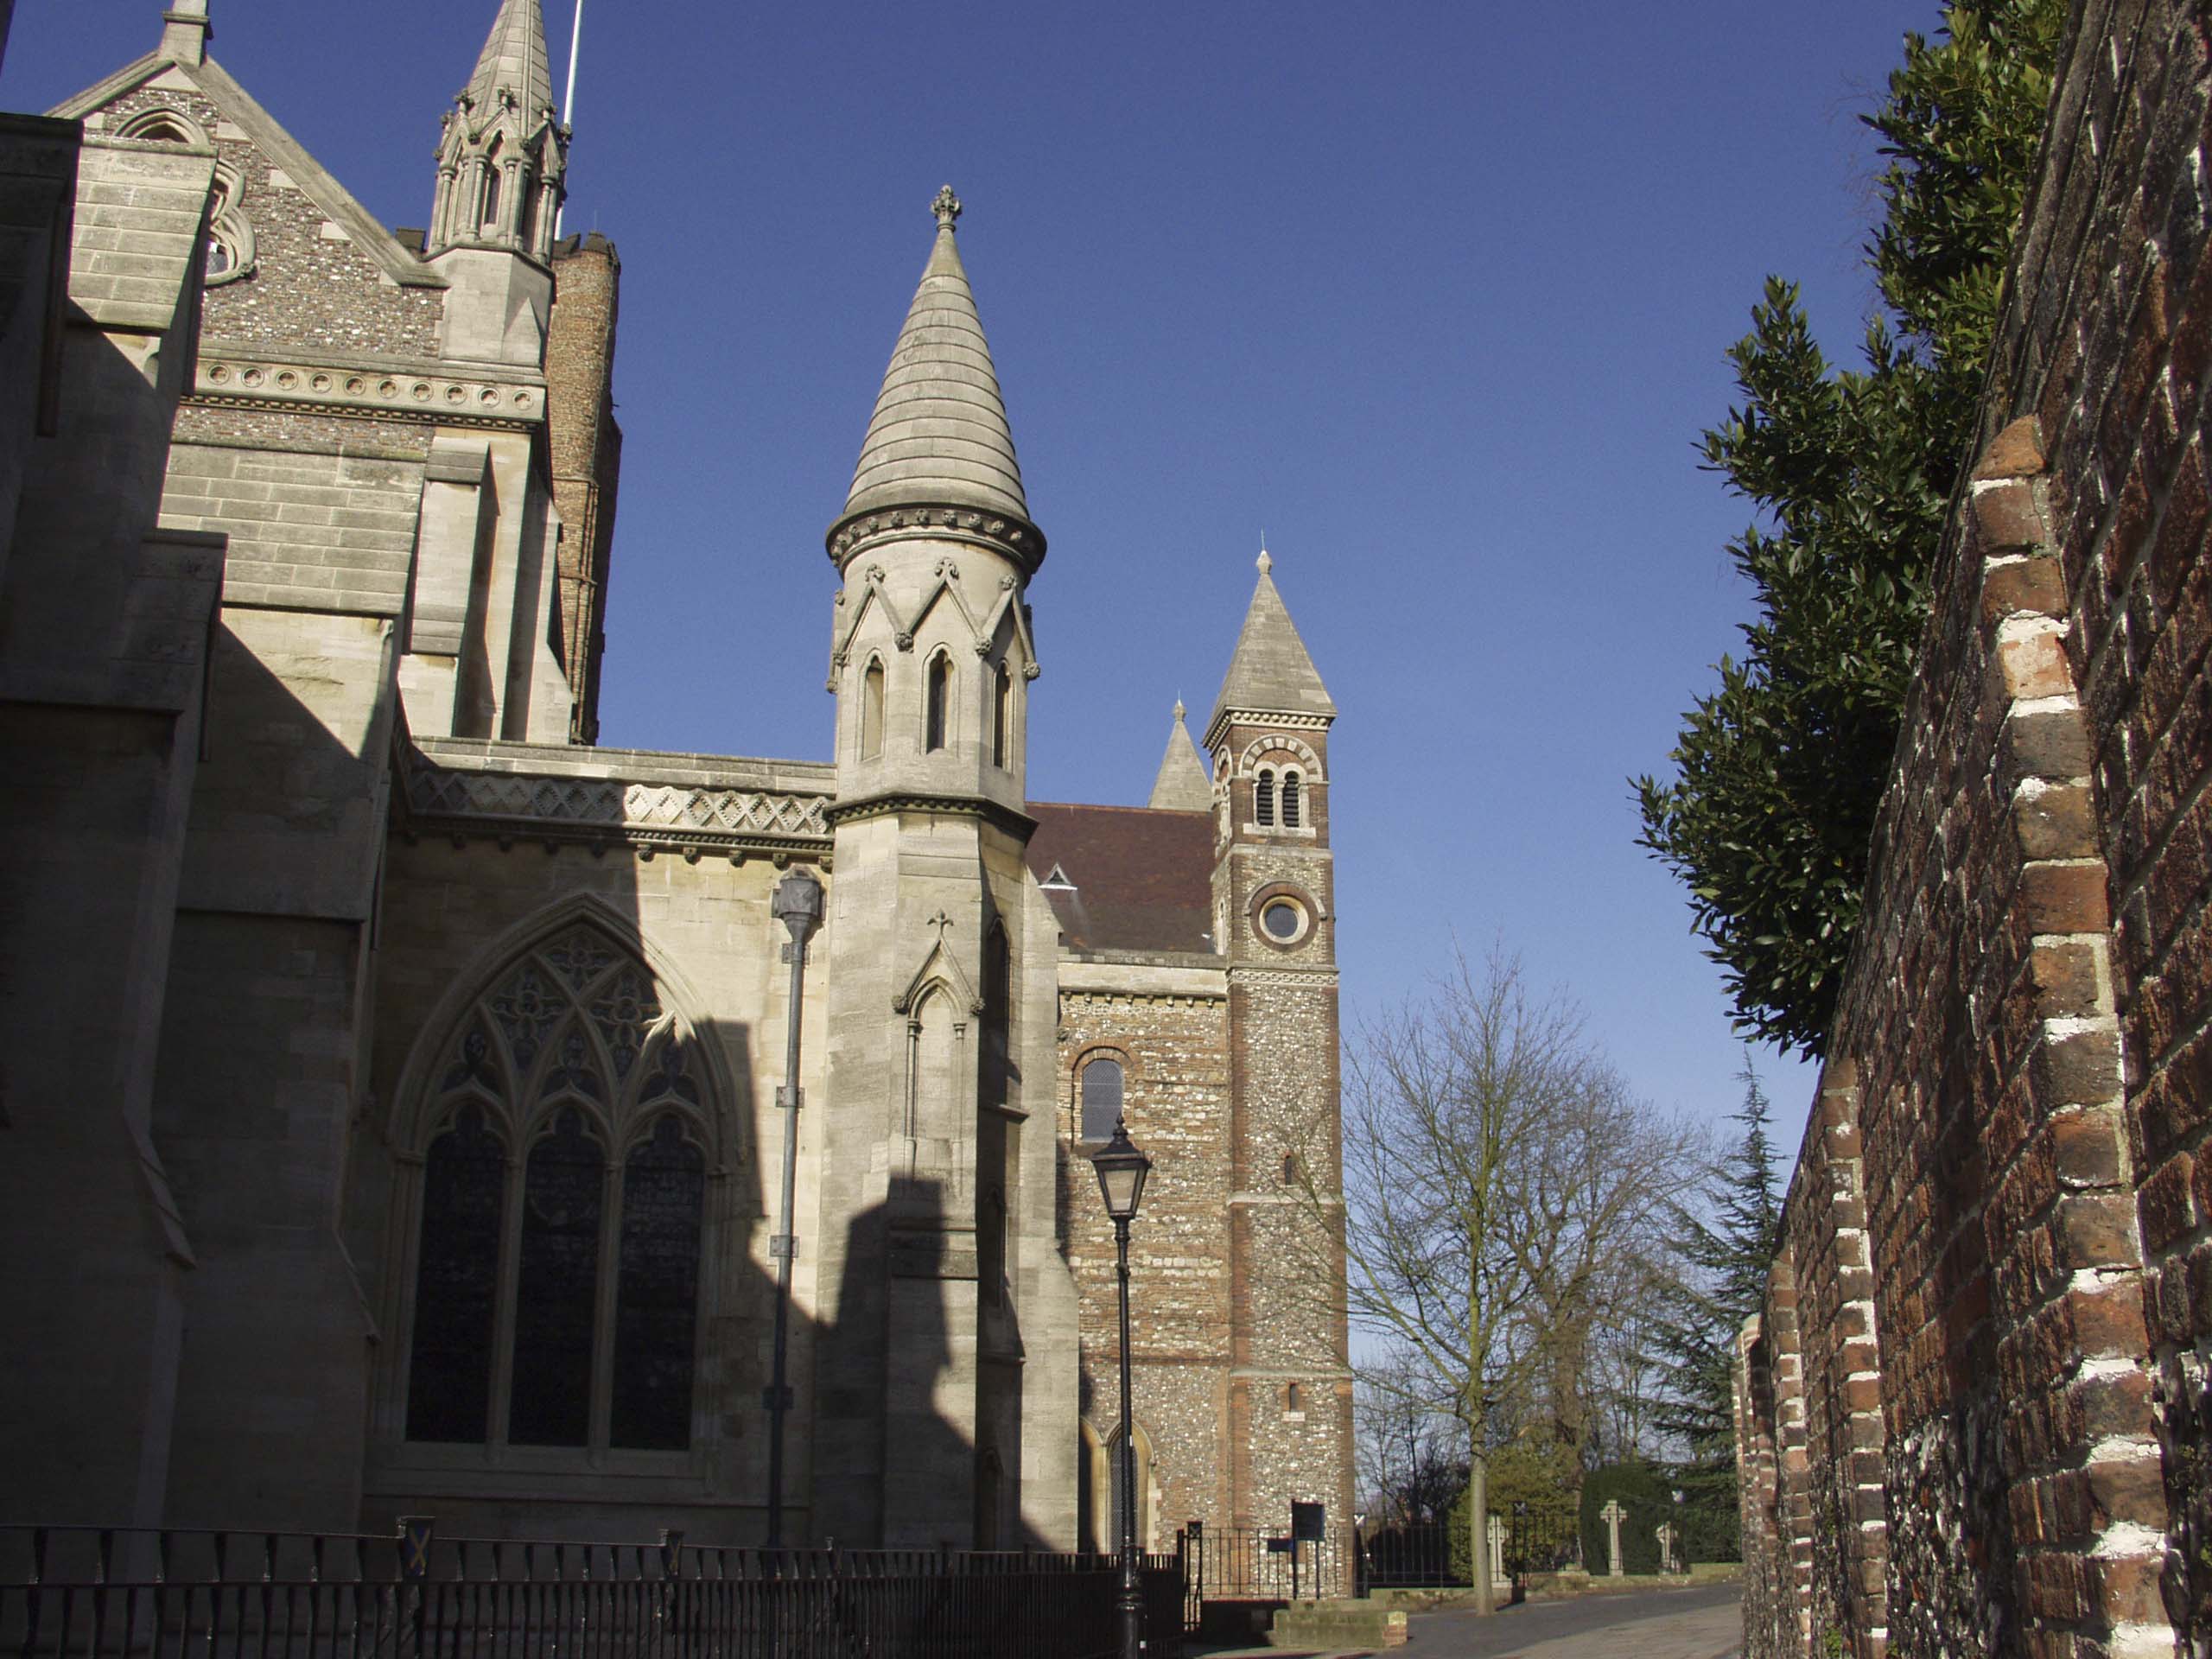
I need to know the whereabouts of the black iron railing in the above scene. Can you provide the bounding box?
[1354,1522,1463,1589]
[0,1526,1184,1659]
[1173,1522,1354,1629]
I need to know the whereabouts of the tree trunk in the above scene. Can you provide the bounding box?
[1468,1438,1493,1615]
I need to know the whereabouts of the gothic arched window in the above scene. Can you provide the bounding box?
[1255,768,1275,827]
[992,664,1013,769]
[981,922,1011,1111]
[402,922,714,1456]
[980,1188,1008,1308]
[1079,1054,1123,1142]
[925,653,951,752]
[861,658,886,760]
[480,139,504,233]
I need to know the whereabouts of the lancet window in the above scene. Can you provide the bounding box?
[403,923,713,1456]
[1255,768,1276,827]
[993,664,1013,769]
[925,653,951,752]
[480,138,504,235]
[861,658,886,760]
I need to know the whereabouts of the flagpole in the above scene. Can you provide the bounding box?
[556,0,582,236]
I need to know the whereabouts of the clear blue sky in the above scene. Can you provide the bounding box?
[6,0,1954,1154]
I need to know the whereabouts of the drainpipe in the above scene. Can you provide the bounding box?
[766,866,823,1547]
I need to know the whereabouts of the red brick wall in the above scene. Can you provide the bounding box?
[1737,2,2209,1654]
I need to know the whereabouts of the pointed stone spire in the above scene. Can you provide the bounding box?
[1149,700,1213,811]
[429,0,565,260]
[1207,550,1337,739]
[465,0,555,124]
[831,188,1043,569]
[160,0,211,67]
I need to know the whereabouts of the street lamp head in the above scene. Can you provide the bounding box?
[1090,1116,1152,1221]
[772,867,824,944]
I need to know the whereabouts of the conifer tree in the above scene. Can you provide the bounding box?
[1651,1055,1782,1467]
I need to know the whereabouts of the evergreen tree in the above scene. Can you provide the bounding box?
[1635,0,2065,1056]
[1651,1055,1783,1467]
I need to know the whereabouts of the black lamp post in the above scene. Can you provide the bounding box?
[765,865,823,1547]
[1090,1116,1153,1659]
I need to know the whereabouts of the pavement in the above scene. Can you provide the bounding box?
[1403,1580,1740,1658]
[1190,1580,1742,1659]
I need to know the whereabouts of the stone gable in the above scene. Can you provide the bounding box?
[98,86,445,359]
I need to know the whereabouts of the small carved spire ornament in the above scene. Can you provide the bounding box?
[931,185,963,231]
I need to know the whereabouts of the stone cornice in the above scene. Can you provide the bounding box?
[825,501,1046,575]
[401,753,833,862]
[824,788,1037,839]
[190,353,545,429]
[1202,707,1333,750]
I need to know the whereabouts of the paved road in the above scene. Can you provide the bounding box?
[1402,1581,1742,1658]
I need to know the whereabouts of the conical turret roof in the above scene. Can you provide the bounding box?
[1208,552,1337,735]
[464,0,554,122]
[1148,702,1213,811]
[843,188,1031,526]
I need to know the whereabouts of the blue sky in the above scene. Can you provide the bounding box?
[5,0,1953,1154]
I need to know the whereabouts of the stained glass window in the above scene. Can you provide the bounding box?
[406,1105,507,1443]
[509,1108,604,1446]
[404,925,714,1461]
[611,1115,706,1449]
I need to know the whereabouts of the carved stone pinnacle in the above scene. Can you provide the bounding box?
[932,185,963,231]
[1257,549,1274,575]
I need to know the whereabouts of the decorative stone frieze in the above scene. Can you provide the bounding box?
[404,754,833,857]
[192,355,546,428]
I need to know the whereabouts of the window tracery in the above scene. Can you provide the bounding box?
[401,922,713,1457]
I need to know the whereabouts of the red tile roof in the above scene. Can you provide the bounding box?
[1025,802,1216,955]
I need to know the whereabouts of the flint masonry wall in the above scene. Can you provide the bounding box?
[1736,2,2212,1655]
[1057,970,1234,1546]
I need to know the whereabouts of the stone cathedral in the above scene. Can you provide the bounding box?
[0,0,1353,1550]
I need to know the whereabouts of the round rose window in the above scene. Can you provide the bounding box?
[1262,900,1302,940]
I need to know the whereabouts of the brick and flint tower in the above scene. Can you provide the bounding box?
[810,188,1080,1548]
[1205,551,1353,1531]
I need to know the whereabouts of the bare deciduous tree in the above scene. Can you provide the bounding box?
[1306,945,1688,1609]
